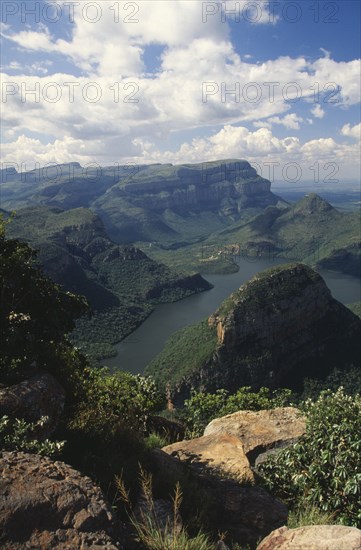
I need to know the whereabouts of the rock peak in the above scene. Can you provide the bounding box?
[293,193,335,215]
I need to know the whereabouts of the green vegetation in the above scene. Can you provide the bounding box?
[300,366,361,401]
[214,263,319,317]
[143,194,360,279]
[287,505,335,529]
[0,415,65,457]
[145,319,218,388]
[0,215,88,382]
[260,388,361,528]
[117,469,214,550]
[1,162,359,278]
[347,301,361,319]
[181,387,293,437]
[5,206,211,361]
[1,215,361,547]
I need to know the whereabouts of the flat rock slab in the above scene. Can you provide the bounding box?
[162,433,254,481]
[256,525,361,550]
[204,407,306,464]
[0,451,121,549]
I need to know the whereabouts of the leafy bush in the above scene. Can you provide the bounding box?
[70,367,165,436]
[259,388,361,527]
[182,386,293,437]
[300,366,361,401]
[0,415,65,457]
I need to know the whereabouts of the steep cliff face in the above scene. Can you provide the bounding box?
[1,160,283,245]
[147,264,361,405]
[118,160,274,211]
[93,159,282,243]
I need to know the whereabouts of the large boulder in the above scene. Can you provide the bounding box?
[162,433,254,481]
[150,448,287,547]
[0,371,65,437]
[204,407,306,466]
[256,525,361,550]
[0,451,123,549]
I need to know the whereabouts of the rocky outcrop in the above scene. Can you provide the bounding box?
[158,263,361,404]
[256,525,361,550]
[149,448,287,547]
[162,433,254,481]
[119,160,277,212]
[204,407,306,466]
[0,452,122,549]
[0,372,65,437]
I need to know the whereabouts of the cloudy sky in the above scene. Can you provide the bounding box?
[1,0,360,184]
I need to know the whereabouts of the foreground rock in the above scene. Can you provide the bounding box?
[150,448,287,547]
[163,433,254,481]
[204,407,306,466]
[256,525,361,550]
[0,372,65,437]
[0,452,121,549]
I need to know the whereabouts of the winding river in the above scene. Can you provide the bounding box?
[105,257,361,375]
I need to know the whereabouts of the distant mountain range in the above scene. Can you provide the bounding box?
[2,159,359,278]
[2,159,360,364]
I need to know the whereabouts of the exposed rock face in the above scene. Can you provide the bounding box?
[166,264,361,404]
[0,372,65,437]
[162,433,254,481]
[3,160,284,245]
[256,525,361,550]
[204,407,306,466]
[149,448,287,547]
[118,160,276,212]
[0,452,121,549]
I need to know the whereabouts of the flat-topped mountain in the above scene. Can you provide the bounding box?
[1,160,284,244]
[2,162,358,277]
[146,263,361,405]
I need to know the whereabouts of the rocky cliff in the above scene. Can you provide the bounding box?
[1,159,282,245]
[147,264,361,405]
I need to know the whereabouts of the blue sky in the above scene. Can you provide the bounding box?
[1,0,360,184]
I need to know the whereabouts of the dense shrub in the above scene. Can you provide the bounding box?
[71,367,164,436]
[182,386,293,437]
[259,388,361,527]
